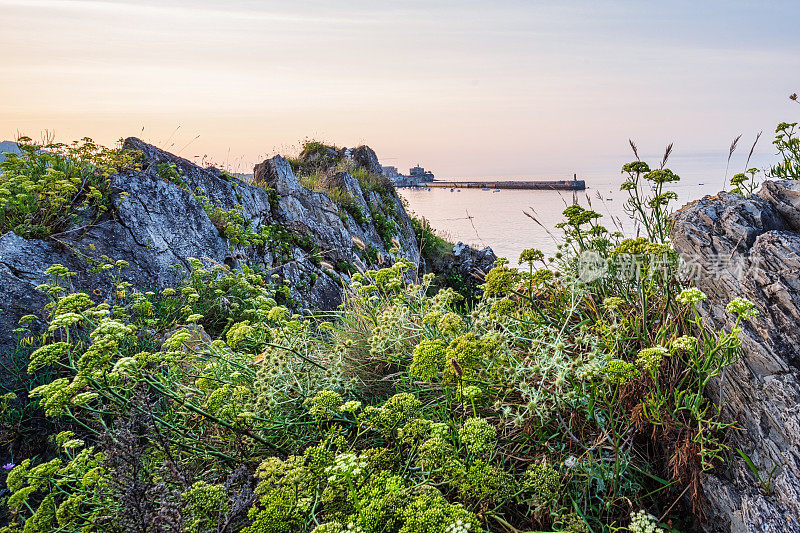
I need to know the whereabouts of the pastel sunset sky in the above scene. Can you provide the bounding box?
[1,0,798,177]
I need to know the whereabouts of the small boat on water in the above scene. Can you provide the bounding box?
[481,187,491,191]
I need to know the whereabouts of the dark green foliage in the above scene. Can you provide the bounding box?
[0,137,142,238]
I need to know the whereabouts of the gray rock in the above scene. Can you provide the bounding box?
[422,241,497,296]
[350,145,384,176]
[1,138,483,355]
[671,181,800,532]
[0,141,21,167]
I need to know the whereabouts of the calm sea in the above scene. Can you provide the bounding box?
[399,152,775,264]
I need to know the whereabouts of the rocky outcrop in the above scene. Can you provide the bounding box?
[0,138,476,353]
[422,241,497,297]
[671,181,800,532]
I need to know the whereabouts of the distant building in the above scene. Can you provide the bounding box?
[382,165,400,179]
[381,162,435,187]
[409,164,434,182]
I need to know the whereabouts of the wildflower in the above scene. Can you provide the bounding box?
[410,340,447,381]
[459,417,496,456]
[48,312,83,331]
[676,287,707,305]
[186,313,203,323]
[163,330,194,351]
[3,463,14,470]
[671,335,698,352]
[629,510,665,533]
[726,297,759,319]
[462,385,482,401]
[482,266,521,296]
[489,299,515,317]
[28,342,71,373]
[17,314,38,325]
[267,306,290,323]
[519,248,544,264]
[605,359,638,385]
[422,311,443,328]
[324,452,367,483]
[306,390,343,421]
[636,346,668,379]
[437,312,463,336]
[340,400,362,413]
[602,296,625,311]
[61,438,85,451]
[523,462,561,504]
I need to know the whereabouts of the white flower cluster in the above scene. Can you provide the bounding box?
[676,287,706,305]
[629,510,664,533]
[324,453,366,483]
[444,519,473,533]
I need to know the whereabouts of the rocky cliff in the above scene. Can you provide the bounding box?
[0,139,495,353]
[671,181,800,532]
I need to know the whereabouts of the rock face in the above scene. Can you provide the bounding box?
[0,138,483,353]
[422,241,497,297]
[671,180,800,532]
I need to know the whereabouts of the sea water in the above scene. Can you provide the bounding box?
[399,151,775,264]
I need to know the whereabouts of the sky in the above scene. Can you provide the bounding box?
[1,0,799,177]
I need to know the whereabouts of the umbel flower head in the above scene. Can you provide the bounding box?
[482,266,521,297]
[629,510,665,533]
[605,359,638,385]
[519,248,544,264]
[726,297,759,319]
[459,417,496,456]
[676,287,707,305]
[636,346,668,378]
[671,335,698,352]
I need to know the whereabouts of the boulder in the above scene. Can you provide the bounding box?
[671,181,800,532]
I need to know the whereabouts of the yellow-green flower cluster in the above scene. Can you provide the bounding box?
[605,359,638,385]
[183,481,230,533]
[458,460,514,504]
[676,287,706,305]
[307,390,344,422]
[519,248,544,264]
[489,299,515,318]
[399,418,447,447]
[410,340,447,381]
[482,266,521,296]
[671,335,698,352]
[458,418,495,456]
[726,297,759,319]
[636,346,668,378]
[523,462,561,504]
[629,510,665,533]
[399,493,481,533]
[602,296,625,311]
[437,312,464,336]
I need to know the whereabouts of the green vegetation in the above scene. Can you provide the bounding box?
[8,118,800,531]
[769,120,800,180]
[0,137,142,239]
[2,152,759,533]
[291,140,398,238]
[411,215,452,261]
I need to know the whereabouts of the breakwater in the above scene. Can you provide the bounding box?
[423,179,585,191]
